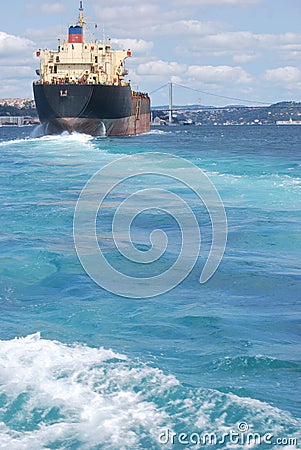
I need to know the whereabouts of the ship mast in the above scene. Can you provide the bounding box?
[78,1,85,27]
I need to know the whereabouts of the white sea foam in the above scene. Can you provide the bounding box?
[0,137,36,147]
[0,131,94,148]
[146,129,171,135]
[0,333,300,449]
[0,333,175,449]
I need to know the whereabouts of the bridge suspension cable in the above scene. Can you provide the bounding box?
[150,81,273,107]
[172,82,270,106]
[149,83,170,95]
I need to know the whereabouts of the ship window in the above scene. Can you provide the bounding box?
[99,47,102,51]
[95,56,98,63]
[54,66,57,74]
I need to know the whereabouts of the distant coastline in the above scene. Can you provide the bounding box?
[0,98,38,126]
[151,101,301,126]
[1,98,301,126]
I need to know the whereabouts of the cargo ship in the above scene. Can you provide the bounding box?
[33,2,150,136]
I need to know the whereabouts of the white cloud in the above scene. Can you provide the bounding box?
[177,31,301,65]
[187,65,252,84]
[135,60,251,85]
[200,31,255,49]
[1,66,33,79]
[170,75,184,84]
[0,32,35,58]
[0,32,37,98]
[94,4,159,24]
[156,20,224,37]
[263,66,301,85]
[24,26,67,47]
[232,53,258,63]
[111,39,153,54]
[25,26,64,39]
[136,60,187,77]
[0,76,34,97]
[280,44,301,53]
[41,3,65,14]
[92,4,184,37]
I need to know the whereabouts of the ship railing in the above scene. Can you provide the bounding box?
[132,91,150,99]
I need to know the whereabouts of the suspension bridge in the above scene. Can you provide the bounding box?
[149,82,281,124]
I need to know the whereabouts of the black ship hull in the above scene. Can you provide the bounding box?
[33,83,150,136]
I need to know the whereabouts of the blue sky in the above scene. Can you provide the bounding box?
[0,0,301,106]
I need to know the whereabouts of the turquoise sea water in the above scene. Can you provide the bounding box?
[0,125,300,449]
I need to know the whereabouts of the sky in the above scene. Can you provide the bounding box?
[0,0,301,106]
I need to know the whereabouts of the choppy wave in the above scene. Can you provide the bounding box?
[0,334,299,449]
[202,169,301,212]
[205,169,301,187]
[210,354,300,372]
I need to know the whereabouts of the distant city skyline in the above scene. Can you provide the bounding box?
[0,0,300,106]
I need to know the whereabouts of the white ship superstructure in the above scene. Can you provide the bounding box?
[36,2,131,87]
